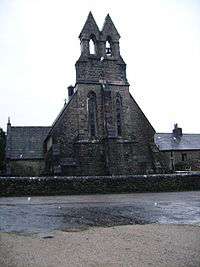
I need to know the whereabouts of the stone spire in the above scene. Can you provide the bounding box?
[101,14,120,41]
[79,11,100,40]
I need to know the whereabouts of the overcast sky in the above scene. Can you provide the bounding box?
[0,0,200,133]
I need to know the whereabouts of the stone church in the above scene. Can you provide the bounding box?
[6,12,162,176]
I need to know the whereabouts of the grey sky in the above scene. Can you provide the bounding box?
[0,0,200,132]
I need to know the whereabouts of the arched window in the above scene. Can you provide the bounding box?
[116,94,122,136]
[89,35,96,55]
[89,39,95,54]
[106,36,112,56]
[88,91,97,137]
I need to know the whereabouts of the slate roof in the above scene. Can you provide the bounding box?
[7,126,51,160]
[154,133,200,151]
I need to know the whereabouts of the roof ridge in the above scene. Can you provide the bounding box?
[11,126,51,128]
[156,132,200,135]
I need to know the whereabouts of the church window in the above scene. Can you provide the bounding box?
[88,91,97,137]
[106,37,112,56]
[116,94,122,136]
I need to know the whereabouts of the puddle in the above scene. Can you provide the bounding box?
[1,192,200,234]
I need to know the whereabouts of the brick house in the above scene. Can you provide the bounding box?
[6,13,161,176]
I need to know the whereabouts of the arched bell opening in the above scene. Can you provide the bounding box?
[106,36,112,56]
[89,34,97,55]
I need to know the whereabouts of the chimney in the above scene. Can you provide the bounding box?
[6,117,11,159]
[68,86,74,101]
[7,117,11,135]
[173,123,182,138]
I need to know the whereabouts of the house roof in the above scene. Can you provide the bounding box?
[7,126,51,160]
[154,133,200,151]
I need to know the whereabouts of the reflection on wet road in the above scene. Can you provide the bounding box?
[0,191,200,234]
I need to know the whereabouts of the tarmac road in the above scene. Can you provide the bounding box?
[0,191,200,234]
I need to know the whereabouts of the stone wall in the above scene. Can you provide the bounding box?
[75,56,127,84]
[161,151,200,171]
[45,93,79,175]
[9,160,45,176]
[1,173,200,197]
[128,95,156,172]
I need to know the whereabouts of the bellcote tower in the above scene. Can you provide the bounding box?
[75,12,128,85]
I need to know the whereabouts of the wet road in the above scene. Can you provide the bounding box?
[0,191,200,234]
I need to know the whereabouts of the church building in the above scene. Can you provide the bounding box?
[6,13,161,176]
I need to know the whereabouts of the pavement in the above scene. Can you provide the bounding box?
[0,224,200,267]
[1,191,200,266]
[0,191,200,234]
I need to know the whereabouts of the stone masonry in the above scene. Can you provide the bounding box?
[43,12,158,176]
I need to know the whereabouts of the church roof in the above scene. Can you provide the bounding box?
[154,133,200,151]
[7,126,50,160]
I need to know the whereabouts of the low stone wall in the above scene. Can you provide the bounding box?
[0,173,200,197]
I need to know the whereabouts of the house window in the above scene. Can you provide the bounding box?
[116,94,122,136]
[182,153,187,161]
[88,91,97,137]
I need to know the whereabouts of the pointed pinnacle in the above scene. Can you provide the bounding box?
[79,11,100,39]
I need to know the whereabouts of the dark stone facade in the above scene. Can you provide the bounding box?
[6,13,164,176]
[44,13,158,176]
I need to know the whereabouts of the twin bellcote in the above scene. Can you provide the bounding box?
[76,12,127,85]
